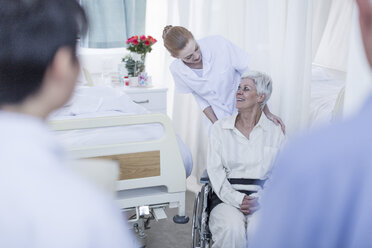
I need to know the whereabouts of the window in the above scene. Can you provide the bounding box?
[80,0,146,48]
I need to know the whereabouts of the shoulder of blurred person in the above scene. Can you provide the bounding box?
[249,96,372,247]
[0,0,136,247]
[0,113,137,248]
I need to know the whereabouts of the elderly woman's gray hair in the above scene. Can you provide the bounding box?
[241,70,272,109]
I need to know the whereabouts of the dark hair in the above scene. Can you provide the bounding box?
[0,0,87,105]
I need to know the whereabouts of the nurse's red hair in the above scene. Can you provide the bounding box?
[162,25,194,56]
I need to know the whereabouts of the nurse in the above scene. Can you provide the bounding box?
[162,25,285,133]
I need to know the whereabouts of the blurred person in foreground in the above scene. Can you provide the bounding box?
[249,0,372,247]
[0,0,136,247]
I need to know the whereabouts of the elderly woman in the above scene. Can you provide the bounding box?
[207,70,286,248]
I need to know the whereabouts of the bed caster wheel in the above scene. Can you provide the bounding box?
[173,215,189,224]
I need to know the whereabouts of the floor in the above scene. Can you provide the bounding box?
[144,190,195,248]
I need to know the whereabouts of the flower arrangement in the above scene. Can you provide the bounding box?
[122,35,157,77]
[126,35,157,56]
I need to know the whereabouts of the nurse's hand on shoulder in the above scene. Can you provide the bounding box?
[267,113,286,134]
[240,195,260,215]
[263,105,286,134]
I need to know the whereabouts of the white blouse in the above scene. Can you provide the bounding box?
[170,35,250,131]
[207,113,286,208]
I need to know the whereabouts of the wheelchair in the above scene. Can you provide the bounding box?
[191,170,212,248]
[191,170,266,248]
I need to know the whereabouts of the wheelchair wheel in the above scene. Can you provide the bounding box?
[192,192,201,248]
[191,185,212,248]
[199,184,212,248]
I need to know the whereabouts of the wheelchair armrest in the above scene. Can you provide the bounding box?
[200,177,209,184]
[200,169,209,184]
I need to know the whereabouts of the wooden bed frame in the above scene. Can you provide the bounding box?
[49,113,188,221]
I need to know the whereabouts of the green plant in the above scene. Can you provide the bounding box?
[122,54,145,77]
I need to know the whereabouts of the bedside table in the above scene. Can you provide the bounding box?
[123,86,168,114]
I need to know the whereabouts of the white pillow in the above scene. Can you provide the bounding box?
[55,85,149,116]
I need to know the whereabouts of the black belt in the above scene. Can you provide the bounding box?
[227,178,266,188]
[209,178,266,212]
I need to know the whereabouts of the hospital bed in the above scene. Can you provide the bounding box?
[49,86,191,247]
[50,113,189,246]
[50,113,188,220]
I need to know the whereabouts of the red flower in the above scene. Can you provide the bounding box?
[126,36,137,44]
[125,34,156,56]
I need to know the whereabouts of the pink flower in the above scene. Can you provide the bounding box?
[126,36,137,44]
[125,34,156,54]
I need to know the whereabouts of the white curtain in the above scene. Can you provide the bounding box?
[344,3,372,116]
[312,0,354,71]
[266,0,313,134]
[310,0,371,118]
[312,0,333,60]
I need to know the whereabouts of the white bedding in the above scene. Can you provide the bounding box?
[310,65,345,126]
[50,86,193,177]
[53,111,163,145]
[50,86,148,117]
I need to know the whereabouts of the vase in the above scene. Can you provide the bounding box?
[136,54,146,75]
[129,76,139,87]
[123,52,146,77]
